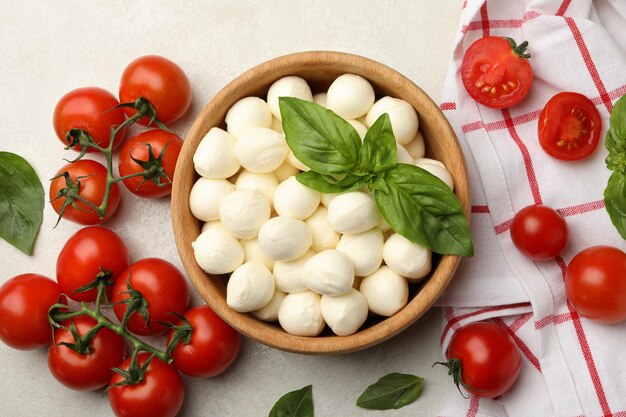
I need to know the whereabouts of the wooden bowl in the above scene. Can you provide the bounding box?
[172,51,469,354]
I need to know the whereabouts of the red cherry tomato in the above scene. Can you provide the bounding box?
[108,352,184,417]
[565,245,626,324]
[510,204,568,261]
[119,55,191,126]
[0,274,61,350]
[112,258,190,336]
[53,87,127,152]
[117,129,183,198]
[168,306,240,378]
[461,36,533,109]
[538,92,602,161]
[48,315,126,391]
[446,321,521,398]
[56,226,130,302]
[49,159,121,225]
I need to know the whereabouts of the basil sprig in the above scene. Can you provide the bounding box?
[279,97,473,257]
[0,152,44,255]
[605,95,626,238]
[268,385,314,417]
[356,373,424,410]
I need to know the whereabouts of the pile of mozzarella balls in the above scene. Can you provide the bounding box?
[189,74,454,337]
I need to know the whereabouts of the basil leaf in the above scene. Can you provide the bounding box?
[374,164,473,256]
[269,385,314,417]
[604,171,626,239]
[0,152,44,255]
[356,373,423,410]
[610,94,626,141]
[606,128,626,173]
[280,97,361,175]
[359,113,397,173]
[296,171,365,194]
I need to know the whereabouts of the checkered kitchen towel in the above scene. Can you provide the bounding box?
[435,1,626,416]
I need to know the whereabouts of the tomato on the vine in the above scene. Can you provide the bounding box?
[0,274,61,350]
[112,258,190,336]
[53,87,127,151]
[49,159,121,225]
[565,245,626,324]
[56,226,130,302]
[510,204,568,261]
[538,92,602,161]
[108,352,184,417]
[461,36,533,109]
[443,321,521,398]
[117,130,183,198]
[48,315,126,391]
[119,55,191,126]
[168,305,240,378]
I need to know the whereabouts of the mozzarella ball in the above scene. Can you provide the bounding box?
[336,228,383,276]
[252,290,286,322]
[320,289,368,336]
[313,92,327,107]
[271,117,283,133]
[273,250,315,293]
[360,266,408,316]
[287,150,310,171]
[396,143,414,164]
[225,96,272,138]
[235,170,279,202]
[258,216,312,261]
[192,229,244,275]
[219,189,271,239]
[242,238,275,271]
[234,127,288,173]
[305,206,340,252]
[415,158,454,190]
[327,191,381,234]
[193,127,240,179]
[348,119,368,140]
[201,220,230,234]
[320,193,336,207]
[267,76,313,120]
[278,291,325,336]
[365,97,419,145]
[226,262,275,312]
[405,131,425,159]
[274,161,300,182]
[327,74,375,119]
[189,178,234,221]
[274,176,320,220]
[383,233,432,281]
[302,250,354,296]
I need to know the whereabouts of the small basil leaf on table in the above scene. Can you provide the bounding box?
[296,171,365,194]
[356,372,424,410]
[374,163,474,256]
[604,171,626,239]
[279,97,362,175]
[0,152,44,255]
[269,385,314,417]
[359,113,397,173]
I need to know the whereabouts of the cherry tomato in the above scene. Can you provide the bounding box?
[565,246,626,324]
[119,55,191,126]
[117,130,183,198]
[108,352,184,417]
[0,274,61,350]
[112,258,190,336]
[56,226,130,302]
[53,87,127,152]
[49,159,121,225]
[48,315,126,391]
[167,306,240,378]
[538,92,602,161]
[446,321,521,398]
[510,204,568,261]
[461,36,533,109]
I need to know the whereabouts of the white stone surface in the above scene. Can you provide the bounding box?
[0,0,462,415]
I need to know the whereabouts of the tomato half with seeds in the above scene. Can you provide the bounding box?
[538,92,602,161]
[462,36,533,109]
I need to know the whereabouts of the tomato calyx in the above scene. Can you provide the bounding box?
[162,313,193,357]
[124,142,173,190]
[115,97,174,133]
[72,267,115,298]
[116,275,151,331]
[51,319,101,355]
[49,171,101,226]
[106,351,154,392]
[434,358,476,399]
[65,128,100,161]
[505,38,531,59]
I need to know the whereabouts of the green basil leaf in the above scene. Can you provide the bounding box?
[0,152,44,255]
[359,113,397,173]
[269,385,314,417]
[610,94,626,141]
[367,174,389,193]
[606,128,626,173]
[296,171,365,194]
[374,164,473,256]
[356,373,423,410]
[280,97,361,175]
[604,171,626,239]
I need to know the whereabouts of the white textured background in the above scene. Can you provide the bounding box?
[0,1,463,415]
